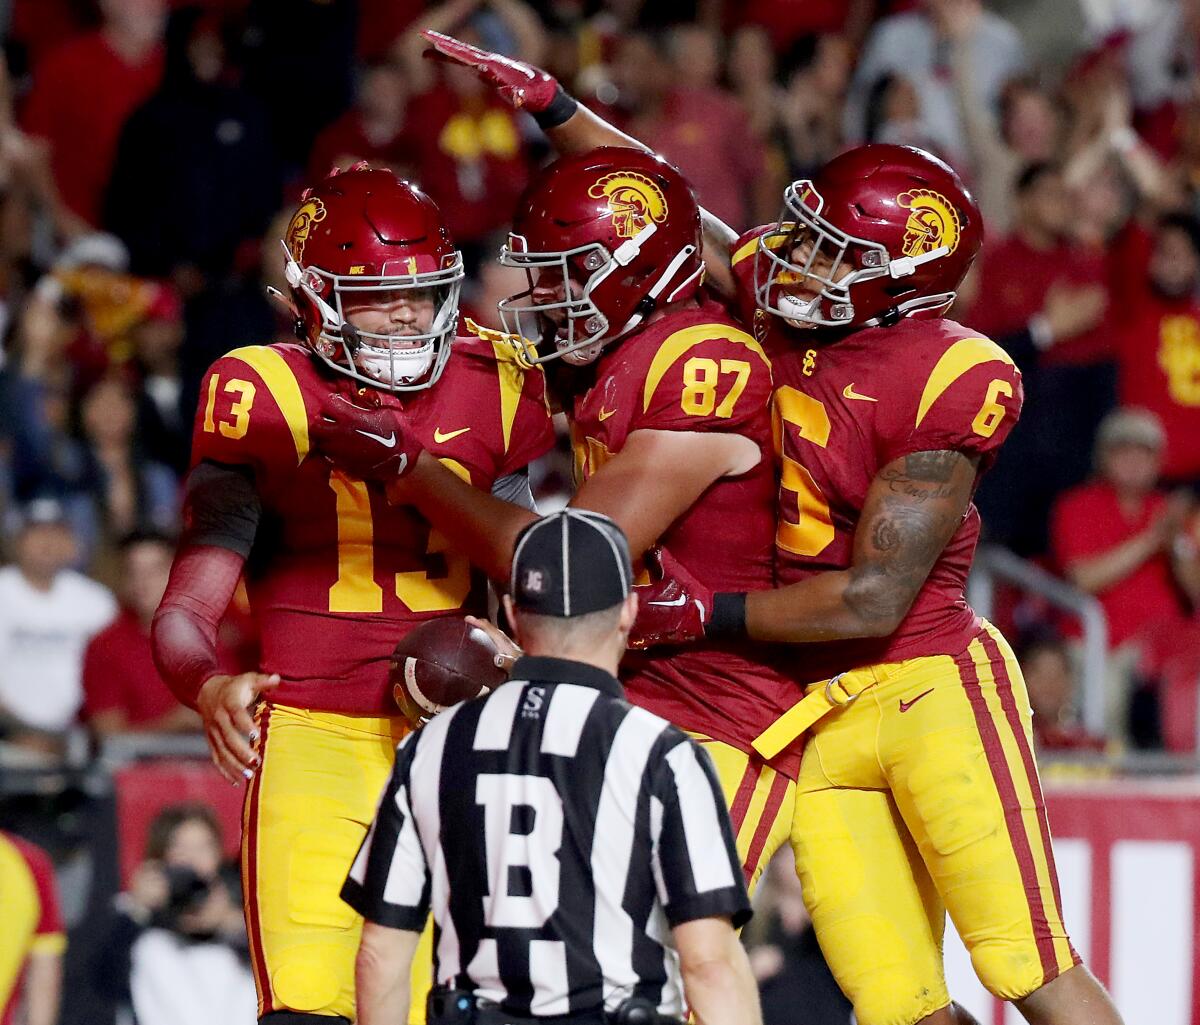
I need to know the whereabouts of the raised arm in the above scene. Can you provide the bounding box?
[421,30,739,295]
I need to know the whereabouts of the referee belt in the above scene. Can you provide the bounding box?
[751,663,891,761]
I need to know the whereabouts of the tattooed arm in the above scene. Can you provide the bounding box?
[743,450,980,643]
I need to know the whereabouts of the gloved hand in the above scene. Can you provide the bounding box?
[310,393,423,481]
[629,546,711,649]
[422,30,566,115]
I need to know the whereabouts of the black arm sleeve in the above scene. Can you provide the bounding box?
[181,460,263,557]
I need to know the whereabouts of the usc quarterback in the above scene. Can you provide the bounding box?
[151,166,554,1025]
[324,146,803,896]
[417,33,1125,1025]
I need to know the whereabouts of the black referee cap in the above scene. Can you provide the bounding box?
[510,510,633,617]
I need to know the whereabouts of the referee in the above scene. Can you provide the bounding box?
[341,510,762,1025]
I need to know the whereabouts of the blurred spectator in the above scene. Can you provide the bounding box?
[776,35,852,180]
[394,2,545,258]
[1019,630,1105,753]
[952,57,1063,231]
[0,498,117,752]
[131,284,190,474]
[1126,0,1200,140]
[844,0,1026,161]
[1050,409,1200,736]
[862,71,957,155]
[746,855,852,1025]
[82,531,199,740]
[0,831,65,1025]
[1108,214,1200,485]
[308,59,417,182]
[77,374,179,564]
[105,6,281,293]
[21,0,167,227]
[968,162,1114,553]
[91,802,256,1025]
[614,26,773,228]
[731,0,874,53]
[727,25,782,142]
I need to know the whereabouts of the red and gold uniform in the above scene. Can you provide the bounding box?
[0,833,65,1025]
[192,330,553,1021]
[571,299,800,891]
[733,232,1079,1025]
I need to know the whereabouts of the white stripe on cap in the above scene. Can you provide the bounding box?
[561,510,571,616]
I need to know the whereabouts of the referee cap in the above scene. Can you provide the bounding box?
[510,510,633,617]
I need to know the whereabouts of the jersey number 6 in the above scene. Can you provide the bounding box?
[773,386,835,558]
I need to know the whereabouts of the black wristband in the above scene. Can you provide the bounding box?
[708,592,748,639]
[532,86,578,130]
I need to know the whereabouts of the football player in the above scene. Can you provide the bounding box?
[417,34,1124,1025]
[320,146,804,897]
[151,166,555,1025]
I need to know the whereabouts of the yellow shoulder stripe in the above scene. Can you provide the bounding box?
[226,346,310,465]
[642,323,771,413]
[489,339,525,453]
[732,231,788,268]
[915,336,1014,429]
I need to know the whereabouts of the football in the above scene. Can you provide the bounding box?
[390,617,509,726]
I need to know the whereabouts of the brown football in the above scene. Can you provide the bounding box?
[390,617,508,726]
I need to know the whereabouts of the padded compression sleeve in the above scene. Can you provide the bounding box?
[151,545,246,709]
[151,460,262,708]
[182,460,262,556]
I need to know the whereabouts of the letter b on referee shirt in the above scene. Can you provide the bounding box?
[477,774,564,928]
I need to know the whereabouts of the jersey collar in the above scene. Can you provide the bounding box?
[510,655,623,698]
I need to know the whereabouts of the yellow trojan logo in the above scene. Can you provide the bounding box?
[286,197,327,263]
[588,173,669,239]
[897,189,960,259]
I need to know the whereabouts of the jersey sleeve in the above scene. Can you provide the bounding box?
[496,349,555,475]
[635,322,773,434]
[189,345,312,475]
[12,836,66,953]
[880,335,1024,468]
[456,323,556,475]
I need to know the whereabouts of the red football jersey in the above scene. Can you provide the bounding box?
[191,329,554,714]
[571,299,803,773]
[732,228,1024,682]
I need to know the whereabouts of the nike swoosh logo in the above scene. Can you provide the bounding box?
[356,429,396,447]
[648,595,688,607]
[842,383,878,402]
[898,688,934,713]
[433,427,471,443]
[598,408,617,422]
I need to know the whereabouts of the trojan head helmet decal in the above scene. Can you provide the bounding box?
[286,197,327,263]
[897,189,960,259]
[588,172,669,239]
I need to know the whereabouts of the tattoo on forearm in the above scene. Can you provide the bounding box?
[845,451,978,632]
[904,450,962,482]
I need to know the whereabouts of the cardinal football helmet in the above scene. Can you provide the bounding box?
[498,147,704,365]
[755,144,982,329]
[282,165,464,391]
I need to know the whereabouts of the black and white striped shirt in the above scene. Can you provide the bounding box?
[341,655,751,1020]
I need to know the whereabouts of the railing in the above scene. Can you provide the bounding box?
[968,543,1110,737]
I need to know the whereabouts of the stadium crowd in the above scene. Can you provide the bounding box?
[2,1,1200,1023]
